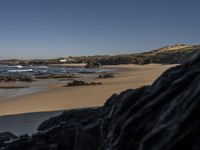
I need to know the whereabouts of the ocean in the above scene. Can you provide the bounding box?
[0,65,111,76]
[0,65,113,100]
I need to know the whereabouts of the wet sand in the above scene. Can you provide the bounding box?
[0,111,62,136]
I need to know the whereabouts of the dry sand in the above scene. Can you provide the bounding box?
[0,64,177,135]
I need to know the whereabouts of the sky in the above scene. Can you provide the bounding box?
[0,0,200,59]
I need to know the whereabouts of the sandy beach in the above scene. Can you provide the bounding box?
[0,64,177,135]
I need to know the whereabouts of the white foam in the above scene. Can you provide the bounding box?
[8,69,33,73]
[37,65,48,69]
[16,65,23,69]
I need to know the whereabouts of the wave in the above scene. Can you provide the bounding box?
[8,69,33,73]
[36,65,48,69]
[14,65,23,69]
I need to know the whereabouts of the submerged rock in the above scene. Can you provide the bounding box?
[2,55,200,149]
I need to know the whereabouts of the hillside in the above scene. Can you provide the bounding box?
[0,44,200,65]
[152,44,191,53]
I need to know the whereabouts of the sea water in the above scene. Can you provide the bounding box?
[0,65,114,100]
[0,65,112,76]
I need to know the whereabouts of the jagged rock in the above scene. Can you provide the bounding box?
[2,55,200,149]
[0,132,17,146]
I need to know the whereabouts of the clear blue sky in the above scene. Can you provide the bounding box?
[0,0,200,59]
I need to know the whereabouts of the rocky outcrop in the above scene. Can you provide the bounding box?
[98,73,114,79]
[0,132,17,146]
[66,80,102,87]
[2,55,200,149]
[0,75,35,82]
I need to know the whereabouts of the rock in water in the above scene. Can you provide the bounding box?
[2,55,200,149]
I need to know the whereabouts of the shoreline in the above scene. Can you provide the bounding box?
[0,64,178,135]
[48,63,87,68]
[0,64,177,116]
[0,110,62,136]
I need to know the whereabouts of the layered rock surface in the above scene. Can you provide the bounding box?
[1,55,200,149]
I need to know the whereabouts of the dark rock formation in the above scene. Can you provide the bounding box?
[66,80,102,87]
[0,75,35,82]
[2,55,200,149]
[0,132,17,146]
[98,73,114,79]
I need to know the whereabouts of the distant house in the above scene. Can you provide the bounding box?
[60,59,67,63]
